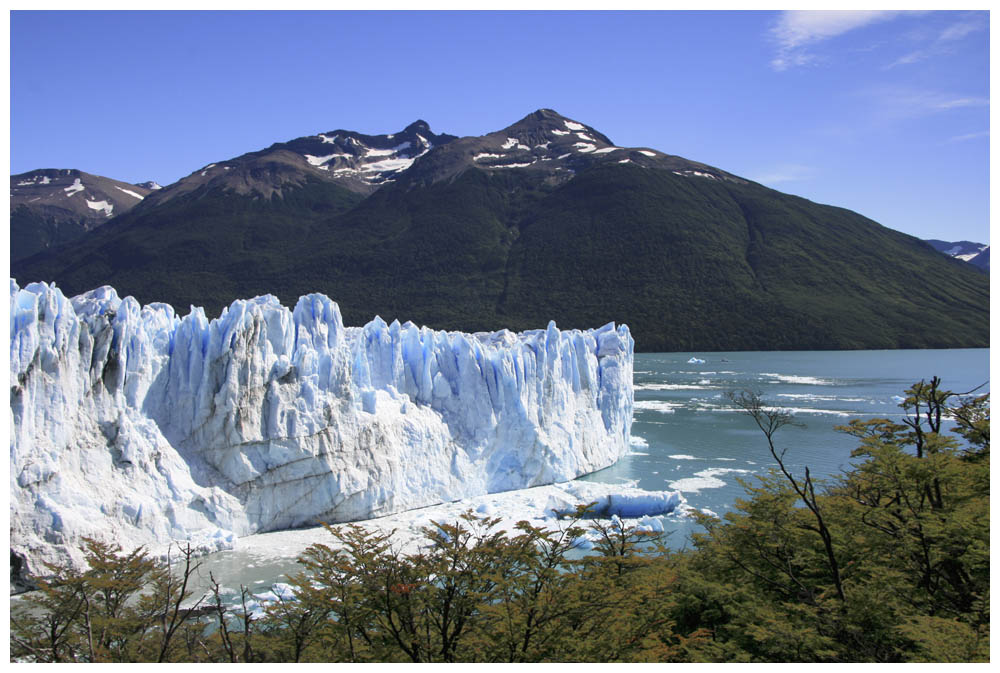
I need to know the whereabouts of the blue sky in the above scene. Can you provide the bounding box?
[10,10,990,243]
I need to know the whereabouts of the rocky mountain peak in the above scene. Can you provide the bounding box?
[403,119,432,134]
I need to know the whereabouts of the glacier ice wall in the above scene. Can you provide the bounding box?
[10,281,633,575]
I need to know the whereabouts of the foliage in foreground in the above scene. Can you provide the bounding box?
[10,378,989,663]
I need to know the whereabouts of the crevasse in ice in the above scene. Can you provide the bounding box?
[10,280,634,574]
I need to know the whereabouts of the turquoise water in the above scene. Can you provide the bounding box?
[579,348,990,546]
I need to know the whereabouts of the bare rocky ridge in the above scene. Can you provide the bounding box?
[398,108,745,189]
[132,120,458,212]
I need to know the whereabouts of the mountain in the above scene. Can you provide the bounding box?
[12,109,990,351]
[925,239,990,271]
[131,119,457,213]
[10,169,153,262]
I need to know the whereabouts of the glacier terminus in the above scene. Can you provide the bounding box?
[10,280,635,578]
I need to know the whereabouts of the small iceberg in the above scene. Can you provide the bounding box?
[687,356,706,364]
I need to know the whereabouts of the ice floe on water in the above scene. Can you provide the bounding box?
[777,393,867,402]
[761,372,832,385]
[634,400,683,414]
[635,383,713,391]
[669,454,698,460]
[668,468,753,493]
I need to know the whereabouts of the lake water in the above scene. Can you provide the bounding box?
[181,349,990,598]
[580,348,989,547]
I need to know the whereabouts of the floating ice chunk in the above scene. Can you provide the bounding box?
[669,468,753,493]
[687,357,706,364]
[634,400,681,414]
[761,373,831,385]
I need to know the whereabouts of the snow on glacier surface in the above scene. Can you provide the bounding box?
[10,281,634,575]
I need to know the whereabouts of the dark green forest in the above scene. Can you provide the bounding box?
[10,379,988,663]
[12,163,989,352]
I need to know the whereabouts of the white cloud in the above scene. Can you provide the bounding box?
[864,86,989,120]
[948,131,989,143]
[934,97,989,110]
[885,13,987,68]
[939,16,986,42]
[770,10,905,70]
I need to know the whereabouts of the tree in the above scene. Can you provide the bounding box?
[726,390,845,602]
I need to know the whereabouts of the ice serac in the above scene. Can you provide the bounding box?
[10,281,634,576]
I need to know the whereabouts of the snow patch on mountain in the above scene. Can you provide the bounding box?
[362,156,415,173]
[114,186,145,200]
[365,141,411,157]
[63,178,85,195]
[305,153,344,166]
[564,120,585,131]
[85,199,114,216]
[11,281,634,579]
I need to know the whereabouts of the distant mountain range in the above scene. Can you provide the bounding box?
[11,109,989,351]
[10,169,154,262]
[925,239,990,271]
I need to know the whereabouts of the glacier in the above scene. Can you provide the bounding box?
[10,280,634,580]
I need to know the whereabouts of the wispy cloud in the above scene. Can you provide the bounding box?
[885,12,987,68]
[863,86,989,120]
[748,164,814,185]
[948,131,989,143]
[769,10,906,71]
